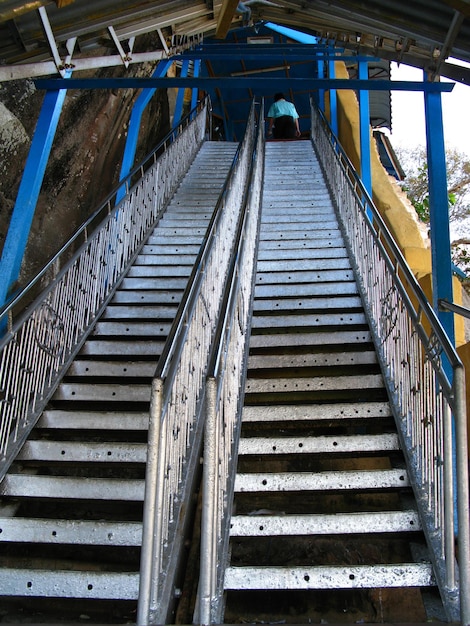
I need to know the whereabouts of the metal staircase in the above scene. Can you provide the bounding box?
[0,101,468,625]
[222,141,437,623]
[0,141,238,620]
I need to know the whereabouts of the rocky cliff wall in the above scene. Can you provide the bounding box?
[0,59,170,294]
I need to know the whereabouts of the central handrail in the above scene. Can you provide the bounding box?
[137,100,259,626]
[197,99,265,626]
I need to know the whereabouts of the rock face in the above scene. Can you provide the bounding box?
[0,63,170,295]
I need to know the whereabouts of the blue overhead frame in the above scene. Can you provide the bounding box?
[0,71,71,310]
[116,59,173,204]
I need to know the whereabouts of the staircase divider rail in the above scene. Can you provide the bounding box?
[311,100,469,625]
[0,98,209,481]
[197,101,265,626]
[137,101,258,626]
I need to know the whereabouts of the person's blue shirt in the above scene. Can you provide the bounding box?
[267,99,299,119]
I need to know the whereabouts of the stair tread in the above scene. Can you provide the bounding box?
[244,374,384,394]
[92,321,171,336]
[53,382,150,402]
[242,402,391,422]
[0,517,142,545]
[38,410,149,430]
[249,329,372,349]
[248,351,378,369]
[251,312,367,329]
[252,295,363,312]
[0,568,139,599]
[229,510,421,536]
[235,468,409,492]
[238,433,399,456]
[67,360,155,377]
[79,339,164,356]
[1,474,145,501]
[17,440,147,463]
[224,563,435,590]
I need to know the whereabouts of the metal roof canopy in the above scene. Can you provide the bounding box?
[0,1,469,85]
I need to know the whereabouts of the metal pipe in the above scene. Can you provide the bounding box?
[455,365,470,625]
[199,376,218,625]
[137,378,162,626]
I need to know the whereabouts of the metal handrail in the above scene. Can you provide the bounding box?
[137,100,259,626]
[0,99,209,480]
[197,99,265,626]
[311,99,469,624]
[439,298,470,321]
[0,97,210,324]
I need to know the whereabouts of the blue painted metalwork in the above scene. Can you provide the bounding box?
[191,60,201,111]
[317,56,325,112]
[116,59,172,204]
[423,81,458,533]
[264,22,319,44]
[424,86,455,346]
[328,60,338,136]
[172,59,191,129]
[35,77,455,92]
[0,72,71,309]
[358,61,372,202]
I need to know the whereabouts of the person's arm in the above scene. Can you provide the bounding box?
[267,117,274,136]
[295,118,300,136]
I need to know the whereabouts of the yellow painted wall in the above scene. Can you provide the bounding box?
[330,61,466,349]
[325,61,469,450]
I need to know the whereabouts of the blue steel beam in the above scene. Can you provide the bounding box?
[264,22,319,44]
[0,74,70,309]
[171,53,377,62]
[116,59,173,204]
[35,78,455,92]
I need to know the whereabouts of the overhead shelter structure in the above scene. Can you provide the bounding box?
[1,0,469,346]
[0,2,470,624]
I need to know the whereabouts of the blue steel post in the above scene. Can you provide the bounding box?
[358,61,372,210]
[0,73,70,309]
[423,85,455,346]
[172,59,191,129]
[328,60,338,136]
[424,77,458,540]
[116,59,172,204]
[317,56,325,112]
[191,60,201,113]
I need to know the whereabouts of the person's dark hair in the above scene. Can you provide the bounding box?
[274,92,285,102]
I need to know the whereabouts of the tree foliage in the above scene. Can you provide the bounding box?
[396,145,470,278]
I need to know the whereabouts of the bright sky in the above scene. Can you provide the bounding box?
[390,62,470,157]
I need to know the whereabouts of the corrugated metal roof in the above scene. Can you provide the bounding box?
[0,1,469,84]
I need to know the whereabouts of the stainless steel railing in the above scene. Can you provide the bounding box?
[0,99,209,480]
[137,100,259,626]
[311,100,469,625]
[197,101,265,626]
